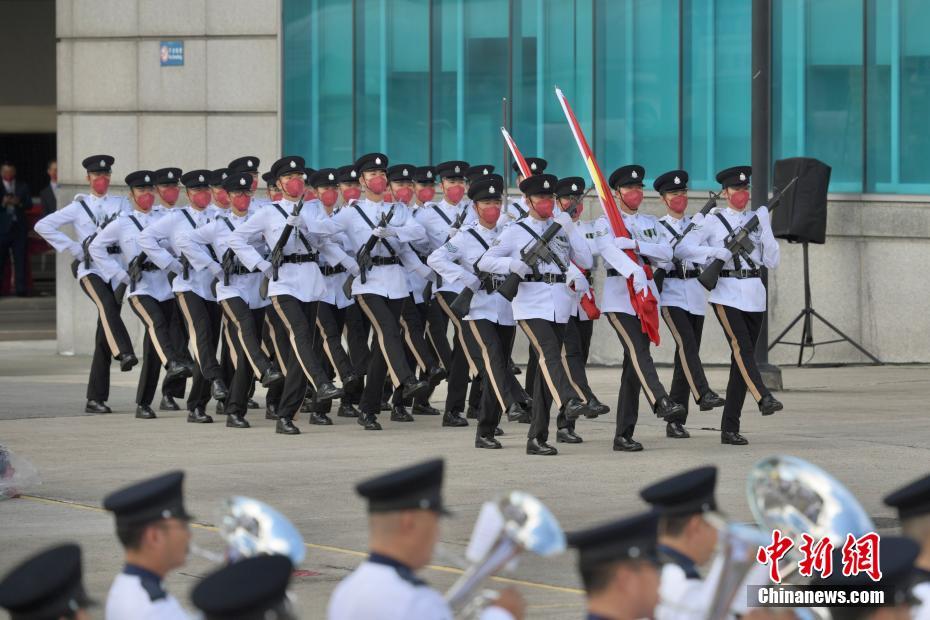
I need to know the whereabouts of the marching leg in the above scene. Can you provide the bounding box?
[270,295,341,398]
[85,319,112,411]
[160,298,188,409]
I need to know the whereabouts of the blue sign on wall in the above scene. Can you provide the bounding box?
[159,41,184,66]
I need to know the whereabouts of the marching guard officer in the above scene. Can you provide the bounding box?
[330,153,431,430]
[592,165,685,452]
[327,458,524,619]
[478,173,593,456]
[176,171,284,428]
[884,473,930,616]
[502,157,547,223]
[227,156,347,434]
[34,154,137,414]
[262,171,283,205]
[652,170,725,438]
[566,511,662,620]
[413,159,478,428]
[677,166,783,445]
[428,174,529,449]
[89,171,193,419]
[103,471,193,619]
[191,555,294,620]
[139,170,230,424]
[0,543,95,620]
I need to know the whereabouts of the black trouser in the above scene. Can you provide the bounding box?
[78,274,135,402]
[662,306,711,419]
[176,292,223,410]
[606,311,670,438]
[435,291,479,414]
[223,307,267,418]
[518,319,584,443]
[425,299,451,370]
[220,297,276,380]
[315,301,354,383]
[711,303,769,433]
[219,316,235,388]
[129,296,179,406]
[343,304,370,406]
[524,343,538,396]
[356,294,416,416]
[270,295,330,389]
[399,295,438,375]
[561,316,597,432]
[161,298,188,399]
[464,320,522,439]
[265,309,301,418]
[261,313,283,407]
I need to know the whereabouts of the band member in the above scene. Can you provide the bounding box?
[884,473,930,615]
[0,543,94,620]
[428,174,529,449]
[652,170,725,438]
[191,555,294,620]
[566,511,662,620]
[327,459,524,619]
[227,156,347,434]
[330,153,431,431]
[139,170,230,424]
[478,173,593,456]
[412,160,478,428]
[34,154,137,414]
[677,166,783,445]
[555,176,609,445]
[103,471,192,619]
[89,171,193,419]
[176,171,285,429]
[593,165,685,452]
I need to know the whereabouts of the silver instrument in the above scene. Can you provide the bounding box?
[704,516,770,620]
[445,491,565,616]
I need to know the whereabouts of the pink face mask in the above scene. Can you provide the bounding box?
[342,187,361,201]
[158,186,180,205]
[532,197,555,219]
[319,189,339,208]
[303,188,317,201]
[232,194,251,211]
[270,190,284,202]
[417,187,436,203]
[283,177,304,198]
[135,192,155,211]
[621,188,644,210]
[480,205,501,225]
[91,176,110,195]
[728,189,750,210]
[191,190,212,209]
[444,184,465,204]
[213,189,230,208]
[668,195,688,214]
[393,187,414,203]
[365,175,388,195]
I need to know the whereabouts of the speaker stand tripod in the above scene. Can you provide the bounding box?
[769,242,882,366]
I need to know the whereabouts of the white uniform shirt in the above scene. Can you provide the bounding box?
[138,205,218,300]
[227,198,347,303]
[427,221,514,326]
[655,547,763,620]
[477,216,593,323]
[676,207,779,312]
[34,192,127,282]
[89,210,174,302]
[502,196,529,224]
[176,205,269,309]
[655,214,709,316]
[327,556,512,620]
[914,581,930,620]
[571,218,602,322]
[412,199,477,295]
[331,198,426,299]
[105,565,190,620]
[314,201,355,309]
[400,202,432,304]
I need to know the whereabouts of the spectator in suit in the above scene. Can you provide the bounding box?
[40,160,57,216]
[1,161,32,296]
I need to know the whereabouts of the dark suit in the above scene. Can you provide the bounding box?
[1,180,31,296]
[40,185,57,216]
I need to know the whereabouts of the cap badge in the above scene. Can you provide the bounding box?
[631,170,639,179]
[328,173,335,181]
[222,173,227,179]
[350,170,357,178]
[168,171,174,179]
[247,159,253,167]
[100,159,106,167]
[427,171,433,178]
[674,176,680,184]
[482,168,489,174]
[489,186,496,194]
[454,165,461,174]
[198,175,204,182]
[403,168,409,176]
[739,172,747,181]
[571,183,578,192]
[419,499,429,509]
[629,546,641,558]
[289,161,296,169]
[161,509,171,519]
[144,175,150,183]
[375,157,382,165]
[530,162,537,171]
[239,178,246,186]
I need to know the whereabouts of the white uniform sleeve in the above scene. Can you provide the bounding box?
[404,588,454,619]
[318,235,353,269]
[34,202,83,258]
[301,206,341,236]
[565,223,594,269]
[674,219,716,266]
[389,205,427,243]
[636,223,673,264]
[428,238,471,284]
[477,226,517,275]
[88,219,126,282]
[176,221,219,273]
[137,213,178,270]
[594,219,641,278]
[228,210,268,271]
[479,607,515,620]
[756,209,780,269]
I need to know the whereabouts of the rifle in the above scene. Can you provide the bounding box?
[341,206,395,298]
[432,207,469,291]
[71,212,120,278]
[221,248,236,286]
[654,192,719,291]
[267,198,305,282]
[127,252,147,293]
[697,176,798,291]
[448,264,497,318]
[496,222,566,301]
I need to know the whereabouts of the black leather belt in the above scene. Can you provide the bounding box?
[106,245,121,254]
[139,261,159,272]
[231,265,259,275]
[606,268,622,277]
[524,273,566,284]
[479,274,507,293]
[320,264,347,276]
[371,256,401,266]
[281,252,319,265]
[720,269,761,279]
[666,269,702,279]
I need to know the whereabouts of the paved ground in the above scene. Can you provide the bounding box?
[1,340,928,618]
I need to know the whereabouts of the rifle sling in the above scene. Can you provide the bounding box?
[352,204,396,257]
[272,203,315,256]
[516,221,566,273]
[714,213,757,270]
[657,220,686,276]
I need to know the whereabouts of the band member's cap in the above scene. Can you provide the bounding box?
[355,458,449,515]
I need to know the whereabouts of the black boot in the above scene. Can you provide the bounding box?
[265,403,279,420]
[315,382,344,401]
[612,436,643,452]
[337,402,360,418]
[165,360,193,381]
[509,360,522,375]
[390,405,415,422]
[561,397,587,421]
[85,399,112,414]
[402,377,430,400]
[309,412,333,425]
[475,435,502,449]
[210,379,229,401]
[526,438,558,456]
[135,404,156,419]
[247,398,260,409]
[357,413,382,431]
[721,431,748,445]
[665,422,690,439]
[260,366,284,388]
[226,414,250,429]
[342,373,364,393]
[119,353,138,372]
[556,428,583,444]
[758,394,783,416]
[654,396,685,420]
[698,390,726,411]
[276,417,301,435]
[494,426,504,436]
[465,405,479,420]
[505,402,527,422]
[585,397,610,417]
[187,407,213,424]
[159,395,180,411]
[215,400,225,416]
[412,403,441,416]
[426,366,447,387]
[442,410,468,427]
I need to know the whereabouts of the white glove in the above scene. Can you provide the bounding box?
[257,260,273,277]
[208,262,223,279]
[71,244,85,262]
[509,259,532,278]
[613,236,638,250]
[554,212,574,229]
[712,248,733,262]
[116,271,131,287]
[167,259,183,275]
[446,227,460,239]
[346,262,361,277]
[286,214,301,227]
[570,274,590,293]
[413,262,433,280]
[690,212,706,225]
[756,206,771,228]
[373,226,397,238]
[462,273,482,291]
[631,267,647,293]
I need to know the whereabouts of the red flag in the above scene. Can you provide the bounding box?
[554,87,660,344]
[501,127,602,319]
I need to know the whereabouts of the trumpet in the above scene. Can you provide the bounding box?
[445,491,566,617]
